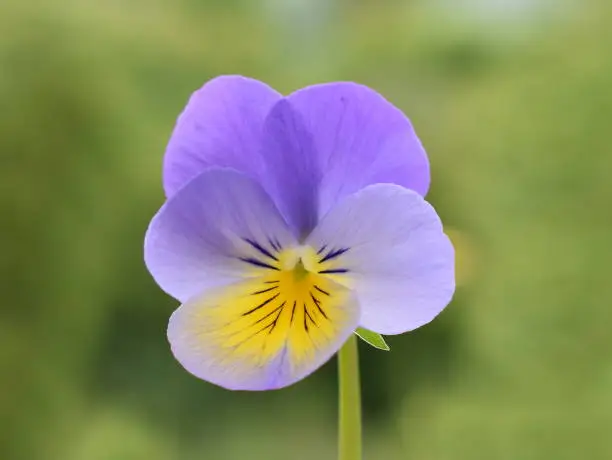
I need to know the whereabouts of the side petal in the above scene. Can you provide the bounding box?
[145,169,296,302]
[306,184,455,335]
[167,275,360,391]
[287,83,430,217]
[163,75,281,197]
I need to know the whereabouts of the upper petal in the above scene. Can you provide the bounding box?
[258,99,320,238]
[284,82,430,217]
[163,75,281,197]
[145,168,297,302]
[306,184,455,335]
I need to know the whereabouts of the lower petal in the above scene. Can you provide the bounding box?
[306,184,455,335]
[167,273,360,390]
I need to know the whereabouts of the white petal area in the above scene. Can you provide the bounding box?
[167,276,360,391]
[144,169,297,302]
[306,184,455,335]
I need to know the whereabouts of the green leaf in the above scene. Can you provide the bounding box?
[354,328,390,351]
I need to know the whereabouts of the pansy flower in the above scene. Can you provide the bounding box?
[145,76,455,391]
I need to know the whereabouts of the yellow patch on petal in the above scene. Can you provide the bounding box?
[193,247,354,372]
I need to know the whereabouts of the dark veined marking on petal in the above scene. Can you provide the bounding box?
[225,309,279,349]
[303,303,317,331]
[318,268,349,274]
[303,303,309,332]
[229,302,287,353]
[231,319,277,350]
[310,292,328,320]
[289,301,297,325]
[319,247,350,264]
[268,237,282,252]
[316,245,327,255]
[264,280,279,284]
[242,293,280,316]
[243,238,279,261]
[239,257,279,271]
[267,303,286,335]
[252,285,278,296]
[252,301,285,326]
[314,285,330,296]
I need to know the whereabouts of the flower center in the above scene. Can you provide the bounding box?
[195,238,356,368]
[268,244,350,274]
[276,245,318,272]
[238,237,351,290]
[292,258,309,280]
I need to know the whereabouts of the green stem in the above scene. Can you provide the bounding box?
[338,334,362,460]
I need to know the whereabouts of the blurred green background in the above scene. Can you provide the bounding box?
[2,0,612,459]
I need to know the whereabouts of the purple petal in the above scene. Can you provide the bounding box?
[163,75,281,197]
[168,275,360,390]
[144,169,296,302]
[259,100,320,238]
[306,184,455,335]
[261,82,430,226]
